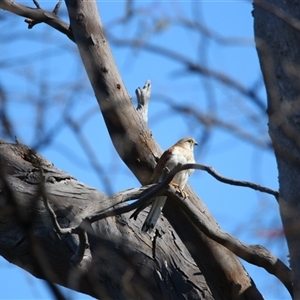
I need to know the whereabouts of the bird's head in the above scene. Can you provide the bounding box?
[177,137,198,150]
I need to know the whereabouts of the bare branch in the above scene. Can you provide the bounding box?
[32,0,40,9]
[53,0,62,15]
[174,163,278,198]
[64,115,114,194]
[89,184,160,223]
[165,100,272,150]
[109,36,266,111]
[166,184,292,296]
[40,178,71,235]
[177,18,254,46]
[191,163,279,198]
[129,162,278,220]
[39,171,92,266]
[25,0,63,29]
[0,169,67,300]
[0,0,74,41]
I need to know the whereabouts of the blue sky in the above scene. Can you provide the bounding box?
[0,1,290,299]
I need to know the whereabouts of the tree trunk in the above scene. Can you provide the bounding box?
[254,0,300,298]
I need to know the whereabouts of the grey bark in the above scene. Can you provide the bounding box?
[0,140,213,299]
[253,0,300,298]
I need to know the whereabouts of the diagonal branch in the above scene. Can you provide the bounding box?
[164,184,292,296]
[189,163,279,198]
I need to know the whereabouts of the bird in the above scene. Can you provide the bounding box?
[132,137,198,233]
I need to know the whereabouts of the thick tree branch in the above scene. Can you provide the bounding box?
[0,140,210,299]
[42,165,288,294]
[165,185,292,296]
[49,162,280,283]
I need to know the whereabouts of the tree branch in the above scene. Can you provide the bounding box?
[109,36,266,112]
[1,140,217,299]
[189,163,279,198]
[46,162,278,269]
[0,0,74,41]
[164,184,292,296]
[42,163,288,294]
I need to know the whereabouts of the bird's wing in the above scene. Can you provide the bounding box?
[130,148,172,221]
[149,147,173,183]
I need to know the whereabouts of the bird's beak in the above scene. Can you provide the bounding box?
[194,141,198,146]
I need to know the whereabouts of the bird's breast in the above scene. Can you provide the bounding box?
[165,148,195,189]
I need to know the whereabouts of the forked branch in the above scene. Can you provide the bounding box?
[0,0,74,41]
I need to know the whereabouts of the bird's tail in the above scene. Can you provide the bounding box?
[141,196,166,233]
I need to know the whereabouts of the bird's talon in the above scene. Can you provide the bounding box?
[176,189,188,198]
[170,182,189,198]
[182,190,189,198]
[170,182,179,188]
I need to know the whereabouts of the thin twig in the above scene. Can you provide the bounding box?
[65,115,114,195]
[193,163,279,199]
[89,184,161,223]
[33,0,40,9]
[53,0,62,15]
[131,162,278,220]
[110,37,266,111]
[171,163,278,198]
[39,171,92,265]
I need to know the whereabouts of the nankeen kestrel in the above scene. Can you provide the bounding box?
[133,137,197,233]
